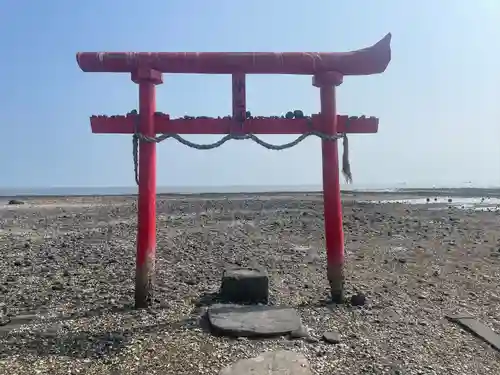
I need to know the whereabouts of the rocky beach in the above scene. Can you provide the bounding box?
[0,190,499,374]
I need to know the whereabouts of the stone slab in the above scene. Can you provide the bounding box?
[220,268,269,304]
[446,315,500,352]
[219,350,311,375]
[208,304,302,337]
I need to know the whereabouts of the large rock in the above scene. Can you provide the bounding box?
[7,199,24,205]
[219,350,311,375]
[208,304,302,337]
[220,268,269,304]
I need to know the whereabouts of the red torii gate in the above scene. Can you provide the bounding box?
[76,33,392,308]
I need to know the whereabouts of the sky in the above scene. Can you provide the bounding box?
[0,0,499,189]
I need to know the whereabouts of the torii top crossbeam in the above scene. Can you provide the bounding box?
[76,33,391,75]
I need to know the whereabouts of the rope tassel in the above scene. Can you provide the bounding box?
[342,134,353,184]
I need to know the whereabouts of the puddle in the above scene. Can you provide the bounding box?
[472,206,500,212]
[428,205,500,212]
[362,197,500,212]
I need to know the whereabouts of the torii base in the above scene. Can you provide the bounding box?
[135,256,155,308]
[328,264,345,303]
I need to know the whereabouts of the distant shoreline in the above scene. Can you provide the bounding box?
[1,187,499,199]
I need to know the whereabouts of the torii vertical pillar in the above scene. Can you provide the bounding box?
[132,68,163,308]
[313,71,345,302]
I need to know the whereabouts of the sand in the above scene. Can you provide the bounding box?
[0,191,499,374]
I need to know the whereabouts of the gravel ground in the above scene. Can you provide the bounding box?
[0,192,499,374]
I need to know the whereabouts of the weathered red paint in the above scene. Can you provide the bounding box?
[314,71,345,302]
[77,33,391,306]
[76,34,391,76]
[89,115,378,135]
[133,69,162,308]
[232,73,246,123]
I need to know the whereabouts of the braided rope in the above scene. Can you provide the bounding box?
[131,110,351,185]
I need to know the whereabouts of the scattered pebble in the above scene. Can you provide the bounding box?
[350,293,367,307]
[322,331,341,344]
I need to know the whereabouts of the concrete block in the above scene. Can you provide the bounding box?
[220,268,269,304]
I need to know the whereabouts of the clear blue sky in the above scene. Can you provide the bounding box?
[0,0,498,189]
